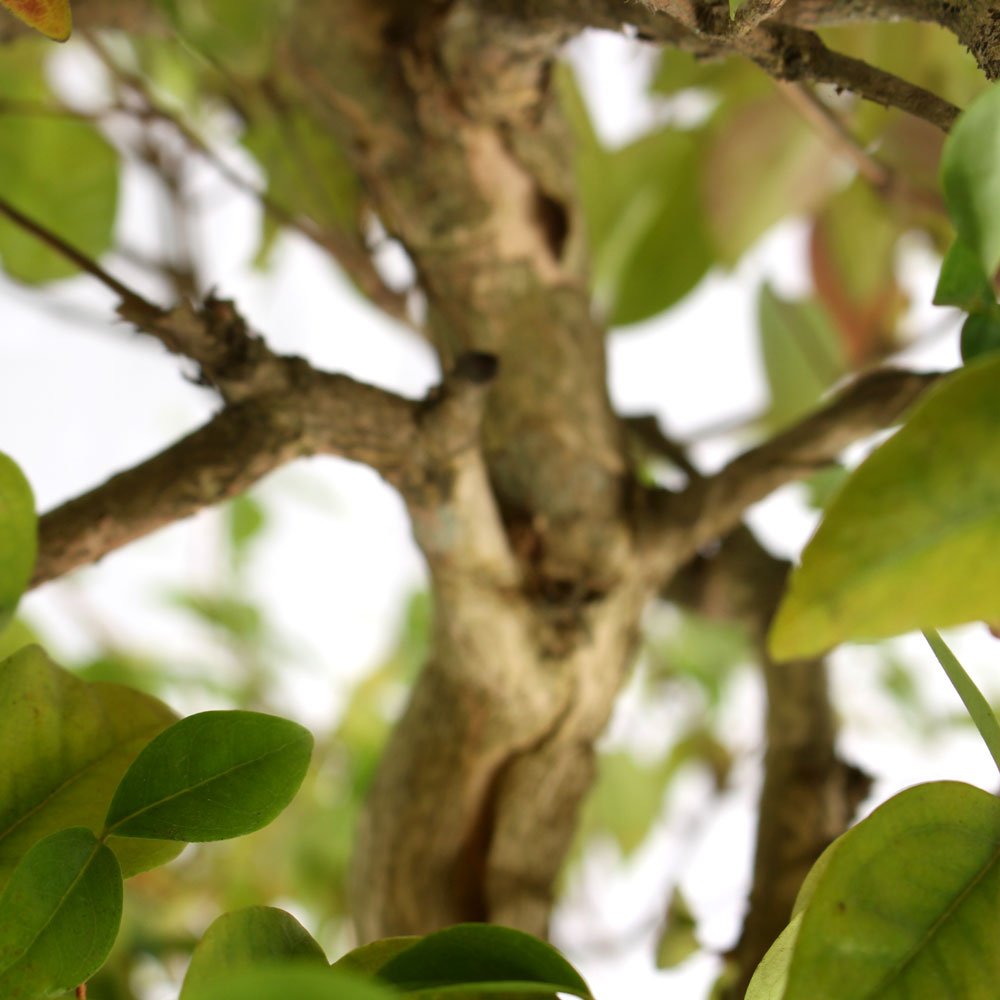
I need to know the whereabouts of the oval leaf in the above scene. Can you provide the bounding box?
[0,452,35,633]
[783,781,1000,999]
[104,710,313,841]
[376,924,592,999]
[331,938,420,977]
[941,83,1000,279]
[0,0,71,41]
[0,645,182,887]
[0,827,122,998]
[769,356,1000,659]
[181,906,326,999]
[183,963,399,1000]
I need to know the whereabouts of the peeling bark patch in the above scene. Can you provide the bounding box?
[465,126,565,283]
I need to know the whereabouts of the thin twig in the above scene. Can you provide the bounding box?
[82,31,412,325]
[0,194,154,308]
[776,81,945,214]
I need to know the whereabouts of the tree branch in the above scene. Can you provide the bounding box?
[664,527,870,1000]
[33,400,305,587]
[640,2,960,130]
[642,367,940,584]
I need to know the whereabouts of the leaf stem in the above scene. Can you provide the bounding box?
[923,629,1000,776]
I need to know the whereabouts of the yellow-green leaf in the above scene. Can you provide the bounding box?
[784,782,1000,999]
[0,452,35,633]
[0,645,182,886]
[770,356,1000,659]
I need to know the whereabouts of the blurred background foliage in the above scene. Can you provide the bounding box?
[0,3,991,996]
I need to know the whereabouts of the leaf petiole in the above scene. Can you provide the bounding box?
[923,629,1000,776]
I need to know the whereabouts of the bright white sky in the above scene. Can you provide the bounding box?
[2,28,997,1000]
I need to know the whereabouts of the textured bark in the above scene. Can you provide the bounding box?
[666,530,871,998]
[12,0,997,962]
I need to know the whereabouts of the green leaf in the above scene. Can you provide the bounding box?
[331,938,420,977]
[0,452,35,632]
[941,83,1000,278]
[155,0,290,76]
[0,645,182,888]
[104,710,313,841]
[654,888,699,970]
[0,827,122,999]
[769,355,1000,659]
[181,907,326,998]
[227,494,267,562]
[757,285,843,430]
[960,311,1000,363]
[582,751,669,857]
[242,101,359,264]
[376,924,592,999]
[0,42,118,283]
[576,124,714,326]
[729,0,750,14]
[933,239,996,311]
[183,963,400,1000]
[783,781,1000,999]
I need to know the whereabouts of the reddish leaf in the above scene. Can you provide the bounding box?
[0,0,71,41]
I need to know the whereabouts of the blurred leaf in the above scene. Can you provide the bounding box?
[0,618,38,661]
[941,83,1000,278]
[655,888,699,969]
[583,128,714,326]
[810,180,905,365]
[0,828,122,999]
[105,710,313,841]
[0,452,35,632]
[155,0,290,77]
[960,311,1000,363]
[0,42,118,283]
[783,782,1000,999]
[703,93,838,265]
[758,285,843,430]
[184,963,400,1000]
[181,906,326,998]
[0,0,71,42]
[559,65,713,325]
[648,610,751,705]
[584,752,669,857]
[651,49,769,106]
[242,98,359,263]
[934,239,995,311]
[169,591,264,642]
[802,464,848,512]
[0,645,181,887]
[376,924,592,999]
[227,494,268,567]
[770,355,1000,659]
